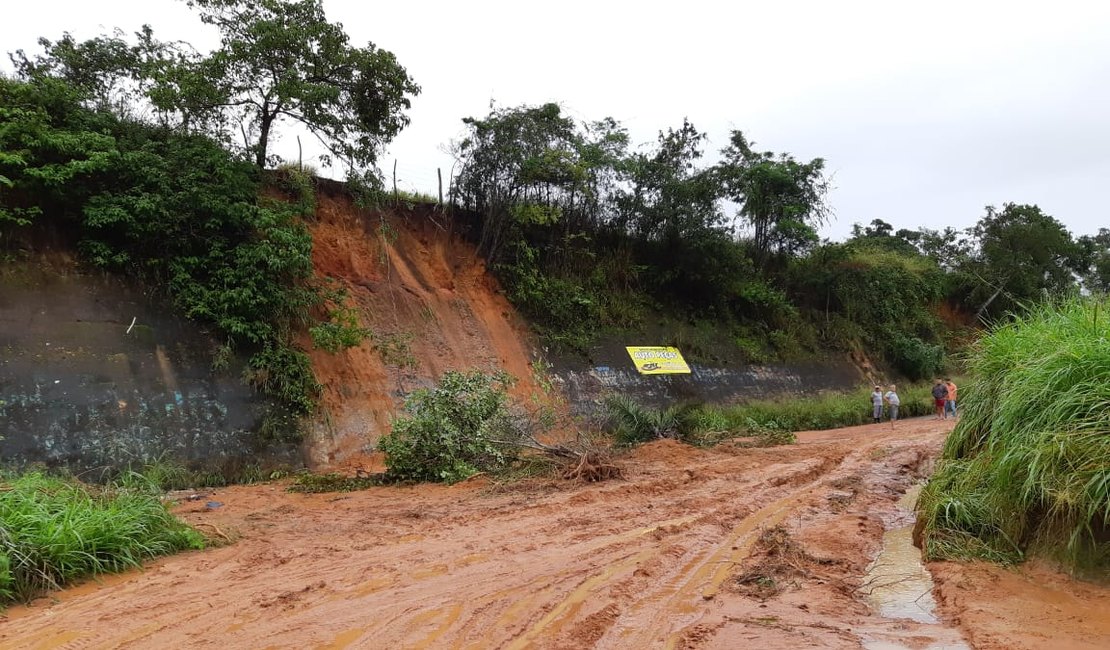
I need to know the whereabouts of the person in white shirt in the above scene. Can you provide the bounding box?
[884,384,900,429]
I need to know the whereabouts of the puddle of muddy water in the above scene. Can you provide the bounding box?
[860,484,971,650]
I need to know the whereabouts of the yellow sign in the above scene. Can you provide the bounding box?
[625,346,691,375]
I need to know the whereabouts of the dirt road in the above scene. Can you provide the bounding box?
[2,418,1105,649]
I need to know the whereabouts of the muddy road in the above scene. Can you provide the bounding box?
[3,418,1106,649]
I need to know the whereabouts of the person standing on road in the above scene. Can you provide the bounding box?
[884,384,900,429]
[944,378,958,419]
[871,385,884,424]
[932,379,949,420]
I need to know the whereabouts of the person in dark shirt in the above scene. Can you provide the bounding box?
[932,379,949,420]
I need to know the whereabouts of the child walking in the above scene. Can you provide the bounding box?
[944,378,958,419]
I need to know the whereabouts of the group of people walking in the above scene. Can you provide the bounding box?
[869,378,957,428]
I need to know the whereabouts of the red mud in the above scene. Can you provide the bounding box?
[931,560,1110,650]
[303,195,545,467]
[5,418,1103,649]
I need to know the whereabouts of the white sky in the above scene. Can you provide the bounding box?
[3,0,1108,240]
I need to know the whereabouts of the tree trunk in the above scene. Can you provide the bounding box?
[975,283,1006,321]
[256,108,274,168]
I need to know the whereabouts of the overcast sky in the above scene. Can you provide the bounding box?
[3,0,1108,240]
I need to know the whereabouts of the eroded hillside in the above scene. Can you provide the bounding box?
[303,190,545,467]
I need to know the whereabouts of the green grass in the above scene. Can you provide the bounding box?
[917,298,1110,574]
[603,382,941,448]
[100,457,292,492]
[684,381,938,445]
[287,472,382,493]
[0,472,205,605]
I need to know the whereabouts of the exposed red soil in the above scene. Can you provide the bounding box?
[3,418,1104,649]
[931,560,1110,650]
[303,195,546,467]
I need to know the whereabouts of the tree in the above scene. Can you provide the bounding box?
[182,0,420,169]
[11,28,220,132]
[967,203,1081,318]
[900,226,974,272]
[453,103,629,264]
[615,119,722,242]
[715,131,830,268]
[848,219,920,255]
[12,0,420,172]
[1076,228,1110,294]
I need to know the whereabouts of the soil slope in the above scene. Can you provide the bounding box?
[304,195,544,467]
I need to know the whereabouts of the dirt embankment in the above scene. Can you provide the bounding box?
[931,560,1110,650]
[304,194,544,467]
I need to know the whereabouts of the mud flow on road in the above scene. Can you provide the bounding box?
[2,418,1106,649]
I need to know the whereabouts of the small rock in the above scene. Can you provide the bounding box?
[205,501,224,509]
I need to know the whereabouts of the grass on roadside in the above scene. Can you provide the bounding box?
[917,298,1110,574]
[0,472,205,605]
[705,382,937,436]
[287,472,382,493]
[604,381,943,448]
[93,457,294,493]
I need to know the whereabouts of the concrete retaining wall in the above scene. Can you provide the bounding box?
[0,266,296,476]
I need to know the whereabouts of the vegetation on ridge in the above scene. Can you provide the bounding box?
[1,0,420,416]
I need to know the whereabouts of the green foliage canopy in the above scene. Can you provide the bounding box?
[715,131,830,267]
[13,0,420,172]
[185,0,420,168]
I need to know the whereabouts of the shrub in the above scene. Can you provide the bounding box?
[603,395,692,445]
[499,241,601,352]
[310,302,372,353]
[887,334,945,381]
[917,298,1110,573]
[378,370,518,483]
[0,472,204,604]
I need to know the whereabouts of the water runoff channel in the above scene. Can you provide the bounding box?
[859,484,970,650]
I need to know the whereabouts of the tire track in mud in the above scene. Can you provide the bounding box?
[497,454,850,649]
[0,421,958,650]
[327,457,840,649]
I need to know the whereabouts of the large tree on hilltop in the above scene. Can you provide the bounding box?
[183,0,420,169]
[715,131,830,268]
[614,119,722,242]
[12,0,420,172]
[1076,228,1110,294]
[453,103,629,264]
[967,203,1082,318]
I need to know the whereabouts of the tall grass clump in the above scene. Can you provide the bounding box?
[0,473,205,604]
[917,298,1110,573]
